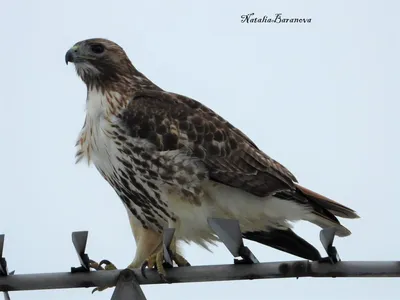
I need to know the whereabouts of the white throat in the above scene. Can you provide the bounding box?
[75,88,123,165]
[86,87,110,120]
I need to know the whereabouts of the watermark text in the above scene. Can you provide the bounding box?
[241,13,312,24]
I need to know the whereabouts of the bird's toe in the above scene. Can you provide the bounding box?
[89,259,117,293]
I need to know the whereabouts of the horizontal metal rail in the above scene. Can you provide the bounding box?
[1,260,400,292]
[2,222,398,299]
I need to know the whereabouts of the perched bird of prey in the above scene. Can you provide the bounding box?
[65,38,359,279]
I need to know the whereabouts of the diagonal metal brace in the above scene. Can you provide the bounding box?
[111,269,147,300]
[0,235,7,277]
[207,218,259,264]
[319,228,341,264]
[1,235,13,300]
[71,231,91,273]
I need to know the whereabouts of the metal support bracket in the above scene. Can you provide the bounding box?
[319,228,341,264]
[207,218,259,264]
[0,235,7,277]
[111,269,147,300]
[162,228,175,267]
[71,231,91,273]
[1,235,14,300]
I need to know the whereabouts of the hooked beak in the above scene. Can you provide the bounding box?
[65,45,79,65]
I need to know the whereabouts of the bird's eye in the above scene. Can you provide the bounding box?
[90,44,105,54]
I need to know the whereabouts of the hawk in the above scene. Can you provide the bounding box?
[65,38,359,280]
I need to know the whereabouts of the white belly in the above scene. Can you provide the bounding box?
[167,180,312,249]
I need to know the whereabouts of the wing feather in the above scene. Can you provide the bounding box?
[120,90,297,197]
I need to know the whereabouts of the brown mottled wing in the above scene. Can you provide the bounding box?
[120,90,297,197]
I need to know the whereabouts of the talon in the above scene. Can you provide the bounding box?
[173,253,191,267]
[98,259,112,266]
[140,261,149,278]
[91,285,108,293]
[99,259,117,270]
[89,259,104,271]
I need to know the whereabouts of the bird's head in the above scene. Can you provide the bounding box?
[65,38,136,88]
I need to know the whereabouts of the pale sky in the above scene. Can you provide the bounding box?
[1,1,399,299]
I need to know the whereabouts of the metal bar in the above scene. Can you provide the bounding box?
[71,231,90,273]
[0,234,12,300]
[3,291,10,300]
[1,260,400,292]
[207,218,243,257]
[162,228,175,267]
[111,269,147,300]
[0,235,7,276]
[319,228,340,263]
[207,218,259,264]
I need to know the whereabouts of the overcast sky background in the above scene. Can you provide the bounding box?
[1,0,399,299]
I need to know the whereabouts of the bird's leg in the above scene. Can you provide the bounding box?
[89,225,164,293]
[127,227,164,269]
[140,232,190,280]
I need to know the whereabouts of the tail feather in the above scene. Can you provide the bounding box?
[295,184,359,237]
[243,228,321,261]
[242,185,358,259]
[275,183,359,237]
[296,184,360,219]
[308,211,351,237]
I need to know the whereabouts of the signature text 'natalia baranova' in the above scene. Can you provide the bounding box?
[241,13,312,24]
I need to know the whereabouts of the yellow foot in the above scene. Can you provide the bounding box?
[140,249,190,281]
[89,259,118,293]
